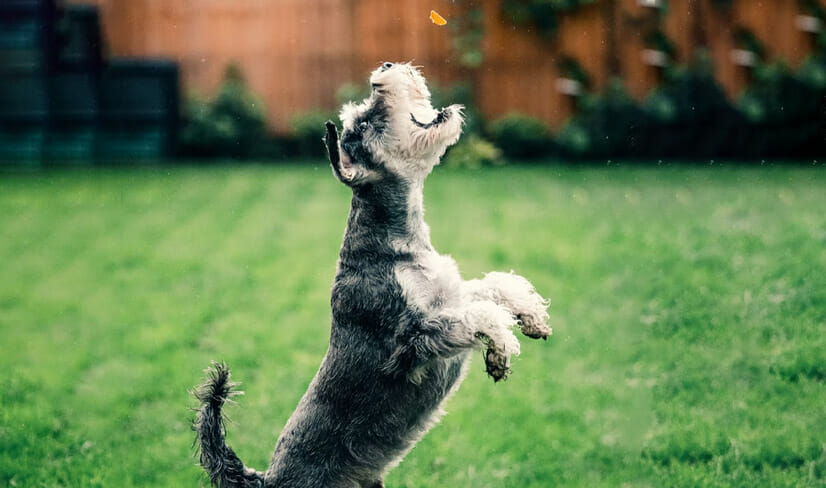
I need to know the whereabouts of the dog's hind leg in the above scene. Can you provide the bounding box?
[462,272,551,340]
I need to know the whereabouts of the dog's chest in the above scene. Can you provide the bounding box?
[395,251,462,313]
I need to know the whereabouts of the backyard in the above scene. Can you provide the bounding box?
[0,163,824,487]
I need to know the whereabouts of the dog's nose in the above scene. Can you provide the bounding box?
[382,62,393,70]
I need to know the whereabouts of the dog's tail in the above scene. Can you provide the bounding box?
[193,362,266,488]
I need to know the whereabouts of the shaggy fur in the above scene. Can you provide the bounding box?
[193,62,551,488]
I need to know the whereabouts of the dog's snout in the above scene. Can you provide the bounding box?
[382,62,393,71]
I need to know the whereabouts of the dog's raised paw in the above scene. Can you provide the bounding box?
[484,347,511,382]
[518,313,552,340]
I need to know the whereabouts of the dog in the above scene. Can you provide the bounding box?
[193,62,551,488]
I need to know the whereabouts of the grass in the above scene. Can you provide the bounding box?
[1,163,824,487]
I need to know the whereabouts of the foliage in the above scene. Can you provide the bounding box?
[641,58,746,159]
[442,134,503,168]
[289,110,336,158]
[178,64,268,159]
[501,0,596,38]
[644,30,677,66]
[553,50,826,161]
[738,61,826,158]
[448,3,485,69]
[710,0,732,8]
[558,80,647,159]
[733,28,766,61]
[800,0,826,53]
[488,113,553,159]
[799,55,826,89]
[557,56,591,90]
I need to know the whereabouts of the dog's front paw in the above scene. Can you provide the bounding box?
[517,308,552,340]
[481,272,552,340]
[466,301,520,382]
[484,346,511,382]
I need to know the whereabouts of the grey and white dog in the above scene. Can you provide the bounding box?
[194,62,551,488]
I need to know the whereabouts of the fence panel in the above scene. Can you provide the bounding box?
[70,0,826,132]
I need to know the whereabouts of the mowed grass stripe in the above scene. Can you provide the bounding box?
[1,170,241,486]
[67,169,295,486]
[3,171,226,383]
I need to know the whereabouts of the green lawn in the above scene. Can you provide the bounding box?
[1,163,824,487]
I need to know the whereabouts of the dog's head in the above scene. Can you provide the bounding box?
[325,62,464,188]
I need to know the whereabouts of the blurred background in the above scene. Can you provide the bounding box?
[2,0,826,166]
[2,2,826,487]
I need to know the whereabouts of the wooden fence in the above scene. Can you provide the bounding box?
[70,0,826,131]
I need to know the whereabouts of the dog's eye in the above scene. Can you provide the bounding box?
[359,121,369,132]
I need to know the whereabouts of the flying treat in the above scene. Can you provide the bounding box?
[430,10,447,26]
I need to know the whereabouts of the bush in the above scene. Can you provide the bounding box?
[641,64,746,159]
[488,113,553,159]
[179,64,268,159]
[738,61,826,158]
[558,80,647,160]
[443,135,503,168]
[180,65,267,158]
[290,110,336,158]
[556,120,591,158]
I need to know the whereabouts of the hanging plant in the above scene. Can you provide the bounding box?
[800,0,826,20]
[733,28,766,60]
[442,1,485,69]
[645,30,677,58]
[501,0,596,39]
[557,56,592,90]
[450,4,485,69]
[710,0,733,9]
[449,0,596,69]
[799,0,826,55]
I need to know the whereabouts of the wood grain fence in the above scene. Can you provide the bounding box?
[70,0,826,131]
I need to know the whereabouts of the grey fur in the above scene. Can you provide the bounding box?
[193,63,551,488]
[193,362,265,487]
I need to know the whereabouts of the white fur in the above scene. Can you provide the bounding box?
[463,271,552,335]
[339,63,465,181]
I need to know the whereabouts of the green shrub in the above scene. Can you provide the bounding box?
[556,120,591,158]
[179,64,268,159]
[443,135,502,168]
[487,113,553,159]
[737,61,826,158]
[799,56,826,89]
[290,110,336,158]
[558,80,646,159]
[642,63,746,159]
[501,0,595,38]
